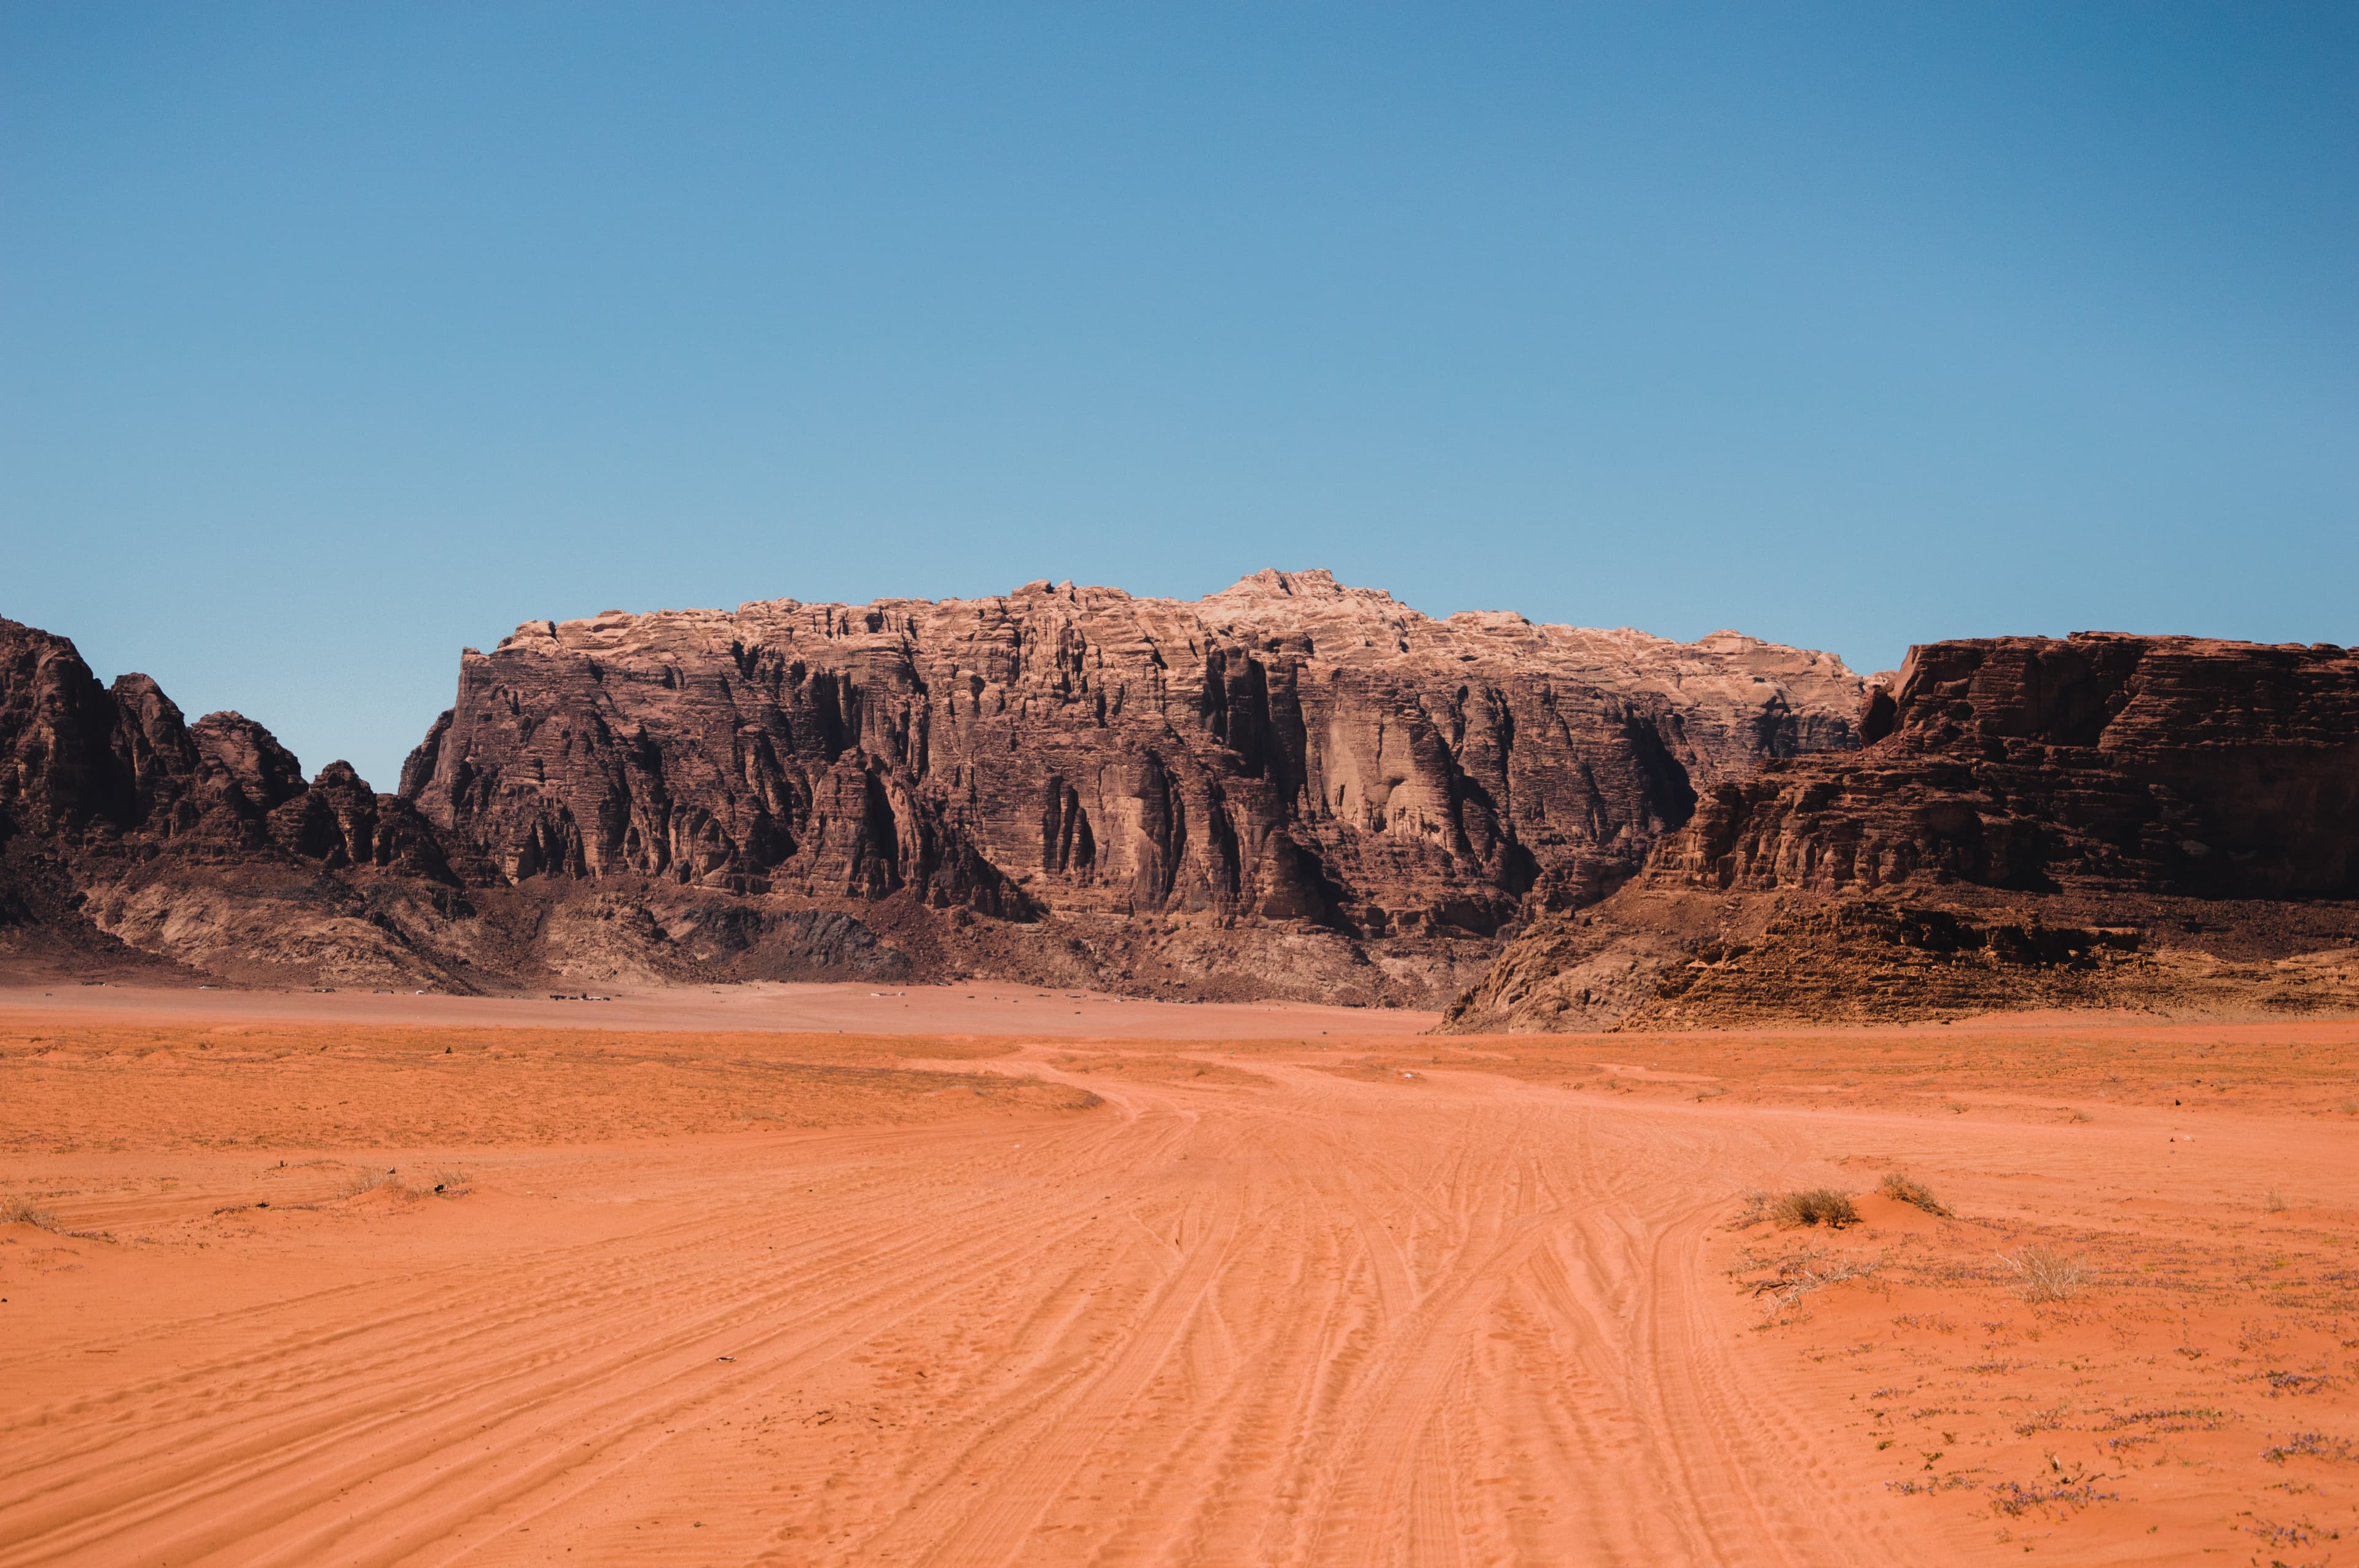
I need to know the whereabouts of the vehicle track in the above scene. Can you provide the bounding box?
[0,1058,1941,1566]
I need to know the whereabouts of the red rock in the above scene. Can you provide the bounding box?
[1447,633,2359,1031]
[401,571,1866,935]
[1662,633,2359,899]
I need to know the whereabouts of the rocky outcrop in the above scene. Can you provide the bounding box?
[2,579,1866,999]
[399,571,1864,937]
[1661,634,2359,900]
[1446,633,2359,1031]
[18,605,2358,1019]
[0,616,476,986]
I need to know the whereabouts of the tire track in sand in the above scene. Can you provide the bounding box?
[2,1055,1955,1566]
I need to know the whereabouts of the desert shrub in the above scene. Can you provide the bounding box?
[1772,1188,1860,1228]
[1742,1246,1879,1313]
[334,1168,393,1199]
[1878,1173,1951,1217]
[2,1196,60,1229]
[2001,1246,2090,1303]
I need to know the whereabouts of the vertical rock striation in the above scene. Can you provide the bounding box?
[399,571,1864,937]
[1446,632,2359,1031]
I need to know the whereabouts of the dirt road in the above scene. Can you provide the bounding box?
[4,1015,2353,1565]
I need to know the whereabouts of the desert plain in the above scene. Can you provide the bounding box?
[3,983,2357,1567]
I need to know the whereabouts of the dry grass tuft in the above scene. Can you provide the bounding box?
[1772,1188,1860,1228]
[1877,1173,1951,1217]
[2,1196,61,1230]
[333,1167,396,1199]
[1734,1245,1880,1314]
[2000,1246,2091,1303]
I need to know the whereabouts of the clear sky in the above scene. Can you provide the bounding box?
[5,3,2353,790]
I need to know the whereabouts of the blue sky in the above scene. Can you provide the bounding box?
[5,2,2353,790]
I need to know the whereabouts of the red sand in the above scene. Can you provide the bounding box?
[2,993,2355,1565]
[0,978,1438,1038]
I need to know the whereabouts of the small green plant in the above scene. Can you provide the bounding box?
[1878,1173,1951,1217]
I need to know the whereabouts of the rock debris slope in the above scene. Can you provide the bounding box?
[2,574,1864,1000]
[1446,633,2359,1031]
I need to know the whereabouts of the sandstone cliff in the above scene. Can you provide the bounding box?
[397,571,1863,937]
[1445,633,2359,1031]
[2,574,1866,1000]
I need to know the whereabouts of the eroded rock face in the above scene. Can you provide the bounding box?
[1,579,1866,999]
[1446,633,2359,1032]
[400,571,1865,935]
[0,616,477,985]
[1660,634,2359,900]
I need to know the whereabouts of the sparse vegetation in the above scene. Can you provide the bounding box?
[2,1196,60,1230]
[1732,1245,1880,1314]
[2265,1188,2290,1213]
[1735,1187,1860,1228]
[2262,1432,2359,1465]
[1988,1476,2118,1515]
[2000,1246,2091,1303]
[1877,1173,1951,1217]
[1772,1188,1859,1228]
[334,1167,396,1199]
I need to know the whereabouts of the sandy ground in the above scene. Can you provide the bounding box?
[3,997,2357,1566]
[0,980,1438,1039]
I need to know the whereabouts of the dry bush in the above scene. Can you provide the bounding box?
[1877,1173,1951,1217]
[429,1167,471,1193]
[1772,1188,1859,1228]
[1736,1246,1880,1314]
[2001,1246,2091,1303]
[334,1168,394,1199]
[2,1196,60,1230]
[2264,1189,2290,1214]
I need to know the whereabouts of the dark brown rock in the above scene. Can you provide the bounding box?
[1661,633,2359,900]
[401,571,1865,936]
[2,580,1868,1000]
[1447,633,2359,1031]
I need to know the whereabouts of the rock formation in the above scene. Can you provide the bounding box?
[1445,633,2359,1031]
[0,574,1867,999]
[400,570,1863,934]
